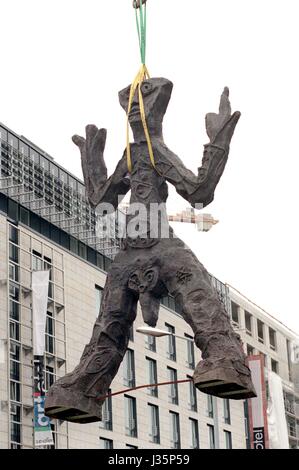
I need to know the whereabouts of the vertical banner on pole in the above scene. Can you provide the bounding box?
[267,371,289,449]
[32,270,54,447]
[247,355,269,449]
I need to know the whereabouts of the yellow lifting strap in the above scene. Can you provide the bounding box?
[126,64,156,173]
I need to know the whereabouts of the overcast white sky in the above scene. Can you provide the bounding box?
[1,0,298,333]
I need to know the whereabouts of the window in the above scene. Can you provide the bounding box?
[145,334,156,352]
[231,302,239,324]
[271,359,279,373]
[247,344,254,356]
[10,404,21,447]
[45,366,55,392]
[168,367,179,405]
[185,334,195,369]
[189,418,199,449]
[257,319,264,343]
[169,411,181,449]
[99,438,113,449]
[32,250,43,271]
[223,399,231,425]
[9,244,19,263]
[9,301,19,321]
[147,358,158,397]
[100,389,113,431]
[207,395,214,418]
[9,263,19,282]
[269,328,277,351]
[10,322,20,342]
[10,381,21,402]
[124,396,137,438]
[208,424,215,449]
[45,311,55,354]
[245,311,252,335]
[123,349,135,388]
[10,360,20,382]
[126,444,138,449]
[287,416,296,438]
[165,323,176,361]
[187,376,197,412]
[224,430,232,449]
[9,283,20,302]
[148,404,160,444]
[9,225,19,244]
[95,285,103,316]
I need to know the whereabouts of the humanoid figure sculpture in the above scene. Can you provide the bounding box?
[45,78,256,423]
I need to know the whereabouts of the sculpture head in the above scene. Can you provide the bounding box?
[119,77,173,140]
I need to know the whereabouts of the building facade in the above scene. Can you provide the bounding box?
[0,122,298,449]
[229,286,299,449]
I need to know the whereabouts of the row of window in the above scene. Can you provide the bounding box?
[100,409,232,449]
[0,125,86,201]
[123,348,198,408]
[231,301,277,350]
[100,386,231,444]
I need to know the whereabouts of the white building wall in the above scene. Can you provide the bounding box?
[0,212,250,449]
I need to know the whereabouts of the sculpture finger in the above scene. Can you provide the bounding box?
[219,87,231,116]
[94,128,107,155]
[85,124,98,149]
[223,111,241,140]
[72,135,86,153]
[213,111,241,146]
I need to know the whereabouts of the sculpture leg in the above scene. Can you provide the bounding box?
[159,238,256,400]
[45,258,137,424]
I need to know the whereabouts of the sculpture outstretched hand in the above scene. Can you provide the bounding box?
[205,87,241,148]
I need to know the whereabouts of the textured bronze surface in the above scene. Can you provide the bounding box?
[45,79,256,424]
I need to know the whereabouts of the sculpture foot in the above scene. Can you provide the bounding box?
[45,383,104,424]
[193,358,257,400]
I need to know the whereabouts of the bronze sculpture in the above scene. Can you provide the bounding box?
[45,78,256,424]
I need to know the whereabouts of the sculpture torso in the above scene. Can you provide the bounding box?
[125,142,173,241]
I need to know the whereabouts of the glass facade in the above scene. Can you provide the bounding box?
[0,123,120,259]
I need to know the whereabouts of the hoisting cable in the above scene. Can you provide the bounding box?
[127,0,157,173]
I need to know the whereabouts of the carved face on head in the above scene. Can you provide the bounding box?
[119,78,173,131]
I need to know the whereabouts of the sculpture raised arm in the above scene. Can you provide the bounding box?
[155,87,241,207]
[72,125,130,210]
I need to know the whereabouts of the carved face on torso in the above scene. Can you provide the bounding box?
[118,77,173,141]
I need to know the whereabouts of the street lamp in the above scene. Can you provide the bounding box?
[136,326,194,342]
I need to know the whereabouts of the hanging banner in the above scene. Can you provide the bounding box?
[267,371,289,449]
[32,270,53,447]
[34,392,54,447]
[32,270,50,356]
[247,355,269,449]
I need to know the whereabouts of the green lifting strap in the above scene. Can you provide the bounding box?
[134,0,147,64]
